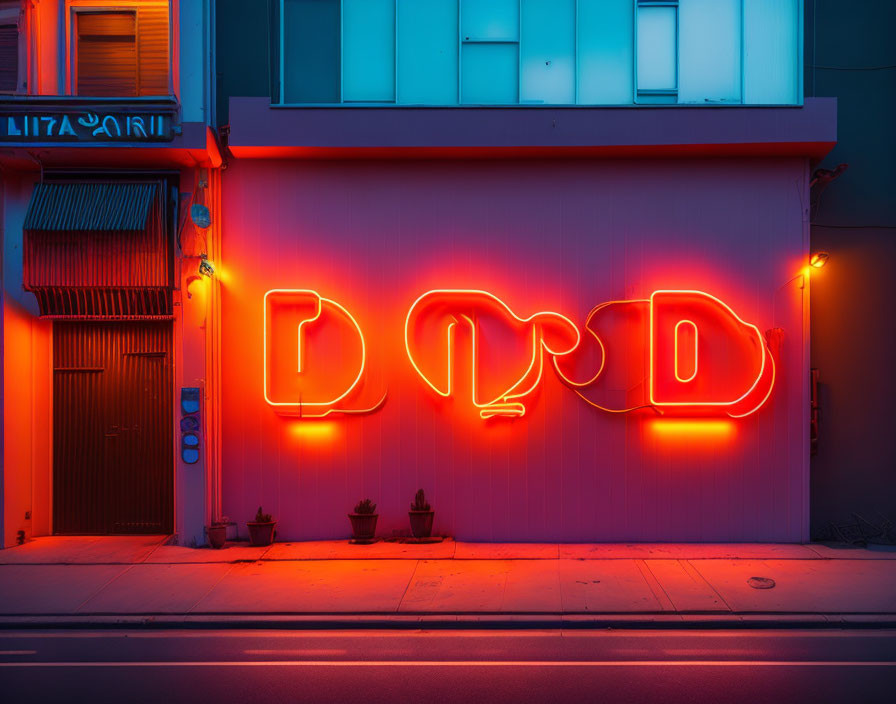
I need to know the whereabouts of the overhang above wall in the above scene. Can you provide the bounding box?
[226,97,837,162]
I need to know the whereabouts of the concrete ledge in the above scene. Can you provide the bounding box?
[227,97,837,160]
[4,538,894,564]
[2,613,895,631]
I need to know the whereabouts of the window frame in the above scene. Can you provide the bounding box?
[279,0,344,104]
[634,0,679,103]
[0,4,27,94]
[274,0,803,107]
[65,1,173,98]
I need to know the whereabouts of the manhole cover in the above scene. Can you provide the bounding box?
[747,576,776,589]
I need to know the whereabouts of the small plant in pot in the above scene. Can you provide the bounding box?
[247,506,276,547]
[408,489,434,538]
[348,499,378,542]
[206,521,227,549]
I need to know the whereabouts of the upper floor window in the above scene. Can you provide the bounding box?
[72,3,170,97]
[278,0,801,106]
[0,4,25,93]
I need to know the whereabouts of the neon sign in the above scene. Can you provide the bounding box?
[263,289,385,417]
[264,288,776,420]
[404,290,581,418]
[553,290,775,418]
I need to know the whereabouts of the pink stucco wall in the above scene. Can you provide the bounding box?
[220,157,809,542]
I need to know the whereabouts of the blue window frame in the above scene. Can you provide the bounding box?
[635,0,678,103]
[282,0,340,103]
[277,0,802,106]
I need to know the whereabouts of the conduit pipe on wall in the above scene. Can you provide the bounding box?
[204,166,223,525]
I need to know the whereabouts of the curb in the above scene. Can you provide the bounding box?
[2,613,895,631]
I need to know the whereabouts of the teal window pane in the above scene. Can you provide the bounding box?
[343,0,395,101]
[636,4,677,92]
[577,0,633,104]
[743,0,798,104]
[397,0,458,104]
[461,0,518,41]
[283,0,340,103]
[679,0,741,103]
[461,43,518,103]
[521,0,575,104]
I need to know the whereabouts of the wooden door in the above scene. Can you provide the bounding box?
[53,322,173,534]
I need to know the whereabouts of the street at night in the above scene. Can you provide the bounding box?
[2,1,895,701]
[2,629,895,703]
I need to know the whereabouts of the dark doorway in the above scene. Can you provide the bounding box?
[53,321,173,534]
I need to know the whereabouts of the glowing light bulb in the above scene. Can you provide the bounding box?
[809,252,829,269]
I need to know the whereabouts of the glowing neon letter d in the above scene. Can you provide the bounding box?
[263,289,384,418]
[649,291,775,418]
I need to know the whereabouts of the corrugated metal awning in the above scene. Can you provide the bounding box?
[24,181,158,232]
[22,179,173,318]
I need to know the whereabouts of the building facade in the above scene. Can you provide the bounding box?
[1,0,219,547]
[804,0,895,542]
[3,0,842,546]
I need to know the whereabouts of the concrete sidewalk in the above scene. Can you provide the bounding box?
[1,537,894,628]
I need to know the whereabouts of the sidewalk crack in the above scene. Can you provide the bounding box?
[636,559,675,612]
[396,560,423,614]
[74,564,136,613]
[684,559,733,611]
[186,563,238,614]
[139,536,169,564]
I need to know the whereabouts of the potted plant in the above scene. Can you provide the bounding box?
[408,489,434,538]
[348,498,378,541]
[247,506,276,547]
[206,521,227,549]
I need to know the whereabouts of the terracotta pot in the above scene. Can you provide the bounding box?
[348,513,378,540]
[207,524,227,549]
[247,521,277,547]
[408,511,434,538]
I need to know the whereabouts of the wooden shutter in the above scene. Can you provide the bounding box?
[76,11,138,96]
[136,5,170,96]
[75,6,169,97]
[0,24,18,92]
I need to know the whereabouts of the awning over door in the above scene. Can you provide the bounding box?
[25,181,158,231]
[23,180,173,319]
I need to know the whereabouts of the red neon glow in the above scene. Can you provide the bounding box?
[264,289,385,417]
[648,419,736,440]
[404,290,581,419]
[552,299,657,414]
[673,319,698,383]
[264,288,773,421]
[650,291,775,418]
[555,290,775,418]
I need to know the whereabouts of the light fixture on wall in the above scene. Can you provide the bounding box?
[810,164,848,188]
[198,253,215,277]
[809,251,830,269]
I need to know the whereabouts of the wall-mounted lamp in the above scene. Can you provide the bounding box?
[809,251,830,269]
[810,163,848,188]
[199,253,215,277]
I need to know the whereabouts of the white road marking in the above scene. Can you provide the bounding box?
[0,660,893,667]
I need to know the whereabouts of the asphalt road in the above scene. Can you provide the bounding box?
[1,628,894,703]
